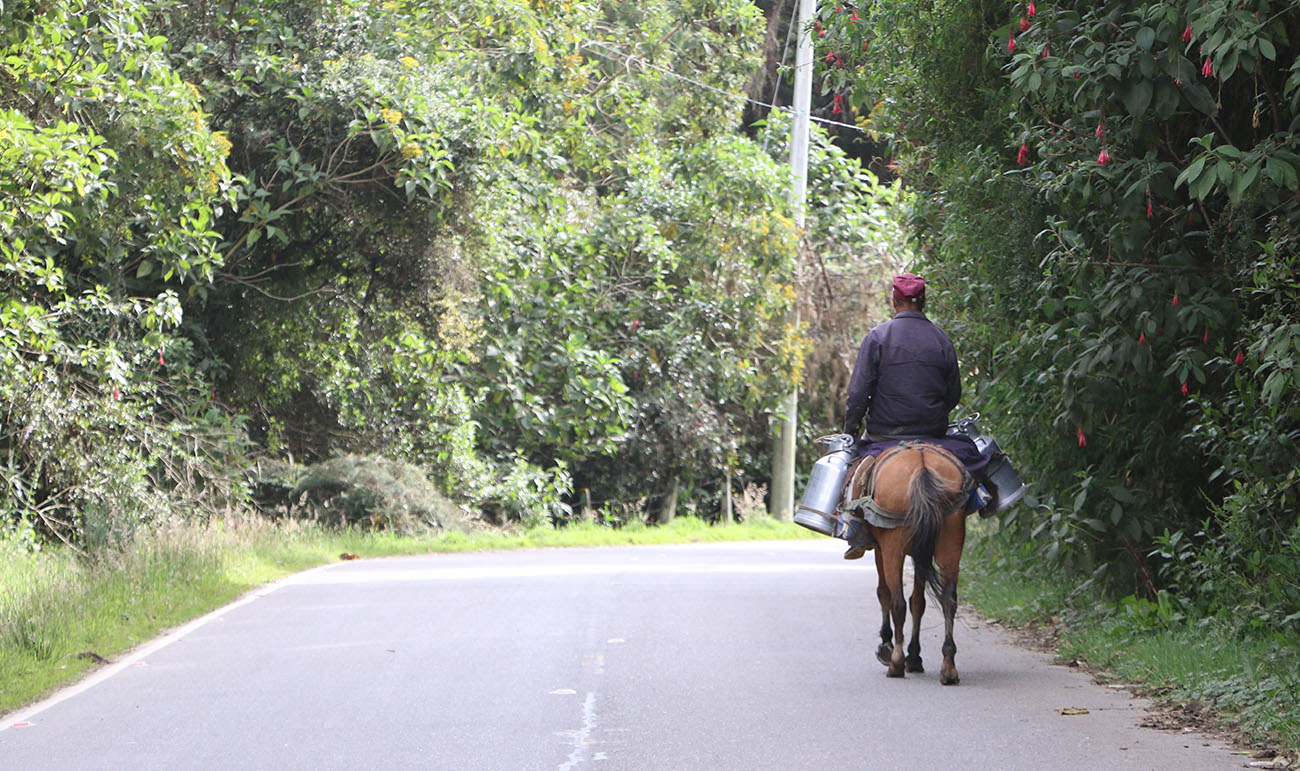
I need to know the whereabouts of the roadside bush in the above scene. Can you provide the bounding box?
[290,455,465,533]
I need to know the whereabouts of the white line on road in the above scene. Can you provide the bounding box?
[557,691,599,771]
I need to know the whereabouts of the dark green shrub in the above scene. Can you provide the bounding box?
[290,455,466,533]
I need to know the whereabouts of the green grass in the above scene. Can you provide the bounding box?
[960,520,1300,752]
[0,515,814,715]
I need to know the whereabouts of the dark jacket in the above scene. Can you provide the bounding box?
[842,310,961,438]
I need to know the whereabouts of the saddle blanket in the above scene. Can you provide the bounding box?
[854,434,989,474]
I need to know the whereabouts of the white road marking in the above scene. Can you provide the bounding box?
[557,691,599,771]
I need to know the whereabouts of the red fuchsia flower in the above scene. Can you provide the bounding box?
[850,10,860,22]
[825,51,837,63]
[1139,332,1147,344]
[1202,57,1213,77]
[1147,200,1153,218]
[1077,426,1088,447]
[1008,34,1016,52]
[1027,1,1036,16]
[1181,382,1189,396]
[862,41,870,51]
[1095,121,1104,139]
[1203,330,1209,343]
[1234,349,1244,365]
[1172,292,1180,307]
[834,5,842,11]
[158,349,165,366]
[1042,45,1050,58]
[1182,24,1193,42]
[1097,148,1112,165]
[1019,16,1030,32]
[1017,143,1029,165]
[631,319,640,329]
[113,387,121,401]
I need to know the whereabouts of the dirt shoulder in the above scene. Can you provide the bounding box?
[986,615,1297,770]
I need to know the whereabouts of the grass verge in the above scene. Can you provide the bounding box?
[0,515,815,716]
[961,520,1300,756]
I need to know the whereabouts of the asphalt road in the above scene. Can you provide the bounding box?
[0,540,1245,770]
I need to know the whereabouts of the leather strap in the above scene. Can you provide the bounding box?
[842,442,974,529]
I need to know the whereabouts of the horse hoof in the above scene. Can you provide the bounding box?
[941,672,959,686]
[875,644,893,666]
[905,656,924,673]
[886,667,905,678]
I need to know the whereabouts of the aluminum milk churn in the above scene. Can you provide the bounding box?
[950,414,1028,512]
[793,433,856,536]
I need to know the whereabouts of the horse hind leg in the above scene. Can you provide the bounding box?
[905,575,925,673]
[888,585,907,677]
[937,514,966,685]
[877,546,908,678]
[874,548,893,666]
[939,579,959,685]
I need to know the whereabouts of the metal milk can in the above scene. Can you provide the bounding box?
[793,433,856,536]
[951,414,1028,512]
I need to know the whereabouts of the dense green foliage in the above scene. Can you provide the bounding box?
[1,0,244,547]
[1,0,901,544]
[818,1,1299,635]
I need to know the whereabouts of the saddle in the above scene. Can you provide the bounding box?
[840,441,974,529]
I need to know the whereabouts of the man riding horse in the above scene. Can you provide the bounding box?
[831,272,997,559]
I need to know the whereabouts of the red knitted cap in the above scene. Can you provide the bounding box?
[892,273,926,303]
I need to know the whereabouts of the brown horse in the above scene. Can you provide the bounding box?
[845,442,970,685]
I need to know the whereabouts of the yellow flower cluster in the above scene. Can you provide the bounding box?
[201,170,221,196]
[401,141,422,159]
[213,133,233,159]
[400,56,419,68]
[379,108,403,125]
[435,291,483,359]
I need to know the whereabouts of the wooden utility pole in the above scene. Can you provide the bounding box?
[770,0,815,521]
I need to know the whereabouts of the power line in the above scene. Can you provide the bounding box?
[580,40,866,134]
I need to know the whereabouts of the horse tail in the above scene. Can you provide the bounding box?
[904,457,948,597]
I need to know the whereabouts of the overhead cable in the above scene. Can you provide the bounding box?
[580,40,866,134]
